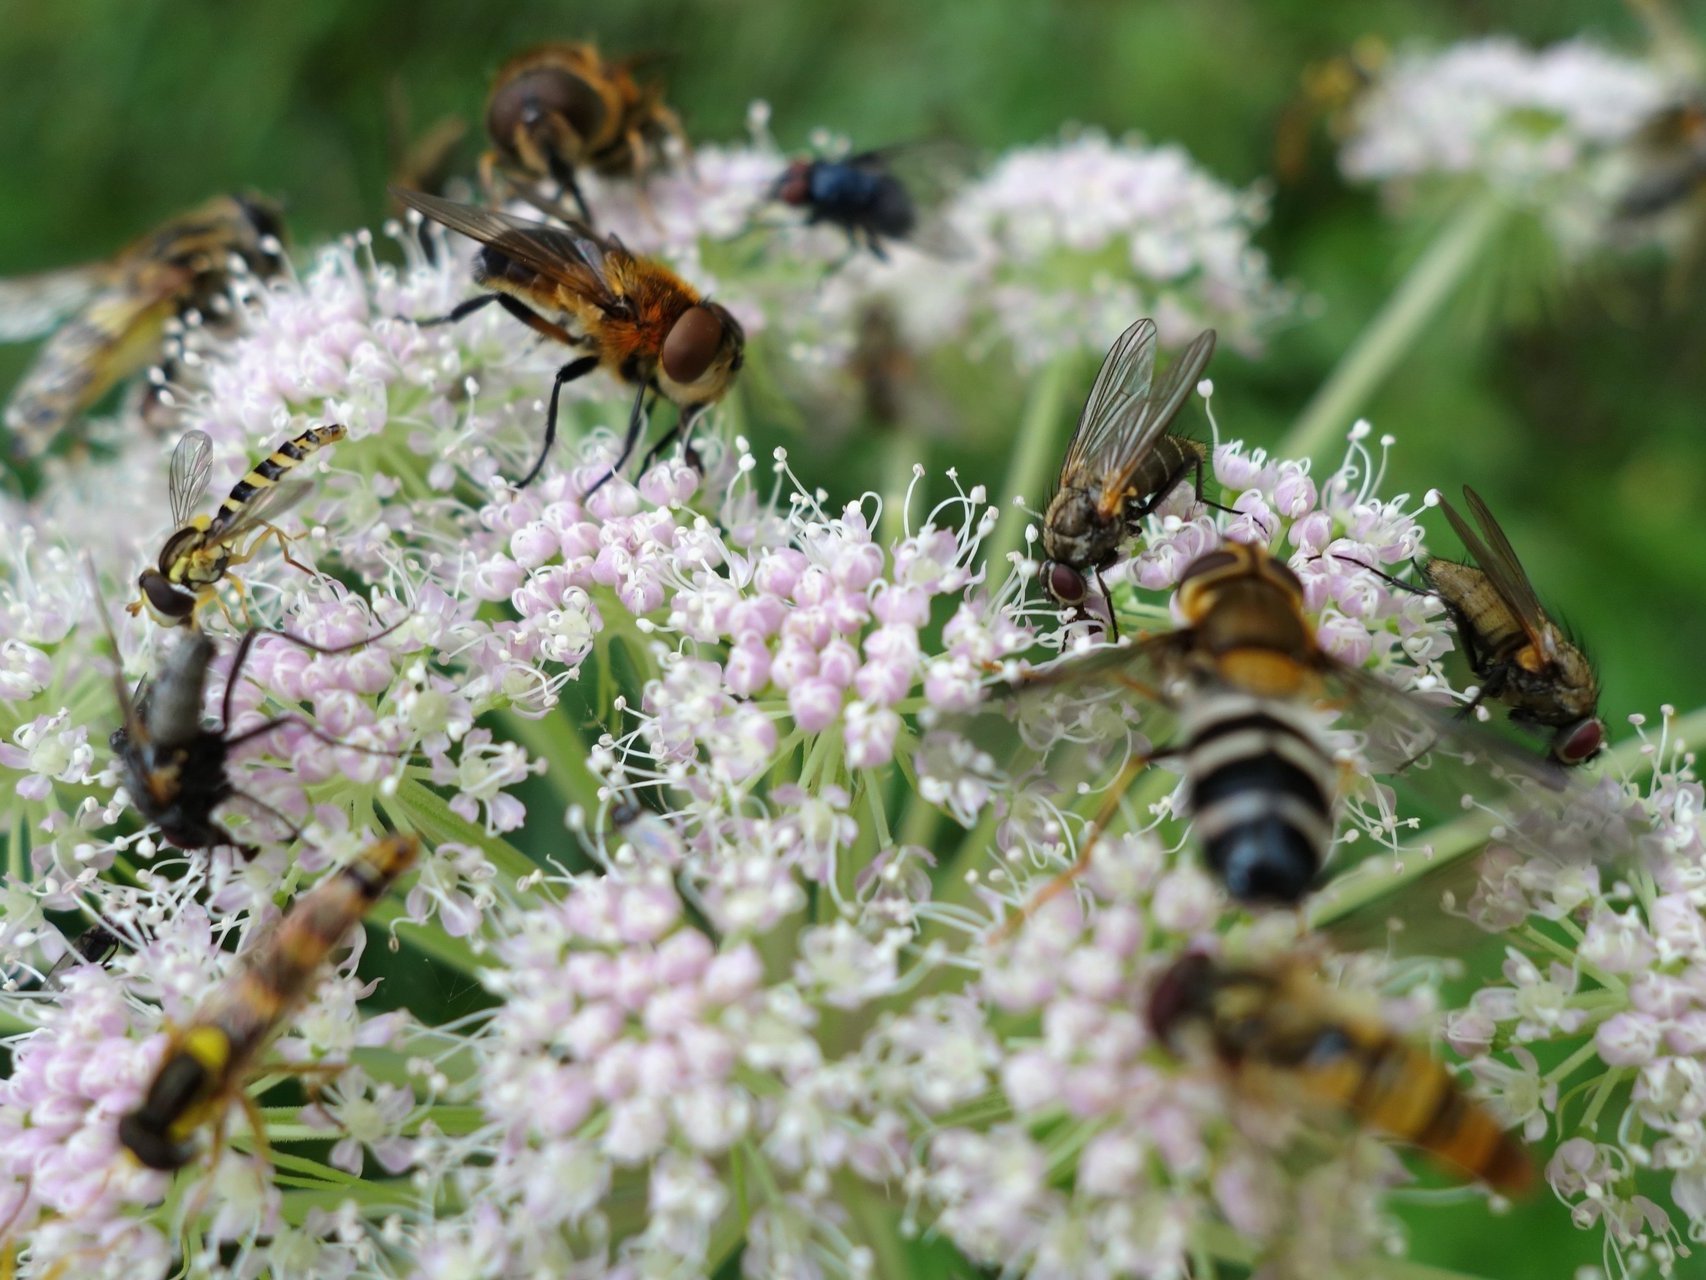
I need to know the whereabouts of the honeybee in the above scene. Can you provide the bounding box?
[119,833,420,1171]
[1039,319,1222,633]
[481,41,687,222]
[1420,487,1604,765]
[130,424,347,629]
[769,143,969,260]
[393,188,745,493]
[102,613,402,861]
[1147,950,1533,1193]
[0,194,286,460]
[959,540,1604,918]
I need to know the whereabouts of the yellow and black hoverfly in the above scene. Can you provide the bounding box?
[951,540,1617,922]
[119,833,420,1171]
[1148,949,1533,1194]
[1420,487,1604,766]
[481,41,687,224]
[1039,319,1224,635]
[394,189,745,493]
[0,194,286,460]
[130,424,347,630]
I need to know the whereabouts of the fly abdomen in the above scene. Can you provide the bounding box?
[209,423,347,535]
[1182,694,1335,904]
[1128,435,1208,520]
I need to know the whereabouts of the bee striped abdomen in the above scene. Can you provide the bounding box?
[210,423,347,535]
[1181,693,1336,905]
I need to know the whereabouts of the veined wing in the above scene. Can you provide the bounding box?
[1436,486,1554,652]
[0,265,108,342]
[167,430,215,529]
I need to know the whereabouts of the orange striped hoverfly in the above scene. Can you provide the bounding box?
[119,833,420,1170]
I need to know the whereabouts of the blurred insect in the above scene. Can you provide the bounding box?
[393,189,745,492]
[99,606,404,861]
[1617,95,1706,220]
[118,832,420,1171]
[0,194,286,460]
[1272,37,1388,184]
[481,41,687,223]
[129,424,347,630]
[1419,487,1604,765]
[966,540,1599,926]
[769,142,969,261]
[1148,950,1533,1193]
[1039,318,1222,635]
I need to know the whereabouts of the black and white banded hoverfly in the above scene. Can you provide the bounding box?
[943,540,1627,927]
[119,832,420,1171]
[129,424,347,630]
[1039,318,1226,636]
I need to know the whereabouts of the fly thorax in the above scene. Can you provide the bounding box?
[1042,488,1121,565]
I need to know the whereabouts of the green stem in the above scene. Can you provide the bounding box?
[384,776,538,882]
[982,355,1079,579]
[1281,195,1507,464]
[878,427,920,551]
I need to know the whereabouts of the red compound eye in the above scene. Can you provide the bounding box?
[1040,560,1086,606]
[1556,718,1605,765]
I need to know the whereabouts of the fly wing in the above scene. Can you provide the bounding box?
[389,187,619,309]
[201,478,312,546]
[1071,325,1216,522]
[167,430,214,528]
[0,265,108,342]
[1436,487,1553,650]
[850,142,978,259]
[1059,319,1158,480]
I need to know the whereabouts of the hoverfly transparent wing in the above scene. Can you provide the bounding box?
[166,430,215,529]
[389,188,618,307]
[0,265,107,342]
[200,476,314,547]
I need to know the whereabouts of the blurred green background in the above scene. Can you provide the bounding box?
[3,2,1701,1273]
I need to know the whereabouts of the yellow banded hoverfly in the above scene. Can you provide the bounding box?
[1420,487,1604,765]
[1040,319,1225,634]
[393,189,745,493]
[1148,950,1533,1194]
[1,194,286,460]
[119,833,420,1171]
[130,423,347,629]
[481,41,688,223]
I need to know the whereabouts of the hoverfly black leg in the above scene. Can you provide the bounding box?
[637,403,703,478]
[411,293,503,328]
[221,628,267,728]
[1093,567,1122,643]
[584,380,651,498]
[548,155,594,225]
[1188,458,1239,517]
[519,355,600,490]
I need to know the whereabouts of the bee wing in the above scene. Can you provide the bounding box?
[201,477,313,547]
[1068,325,1217,521]
[0,265,109,342]
[389,188,617,305]
[167,430,215,528]
[1438,488,1553,640]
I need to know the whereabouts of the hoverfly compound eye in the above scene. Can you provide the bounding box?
[1556,718,1606,765]
[487,68,605,145]
[661,306,727,384]
[1040,560,1086,606]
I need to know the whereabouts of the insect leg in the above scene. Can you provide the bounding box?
[1189,455,1239,517]
[411,292,505,328]
[518,355,601,489]
[219,617,414,728]
[636,401,704,478]
[582,379,652,497]
[223,714,403,759]
[1093,567,1122,643]
[545,148,594,224]
[995,750,1159,941]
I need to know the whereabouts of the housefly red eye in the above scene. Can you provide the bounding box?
[661,306,726,383]
[1041,560,1086,605]
[1556,718,1605,765]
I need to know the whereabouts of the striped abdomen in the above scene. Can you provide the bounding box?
[205,422,348,538]
[1285,1013,1533,1194]
[118,834,419,1170]
[1125,434,1208,521]
[1179,690,1335,905]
